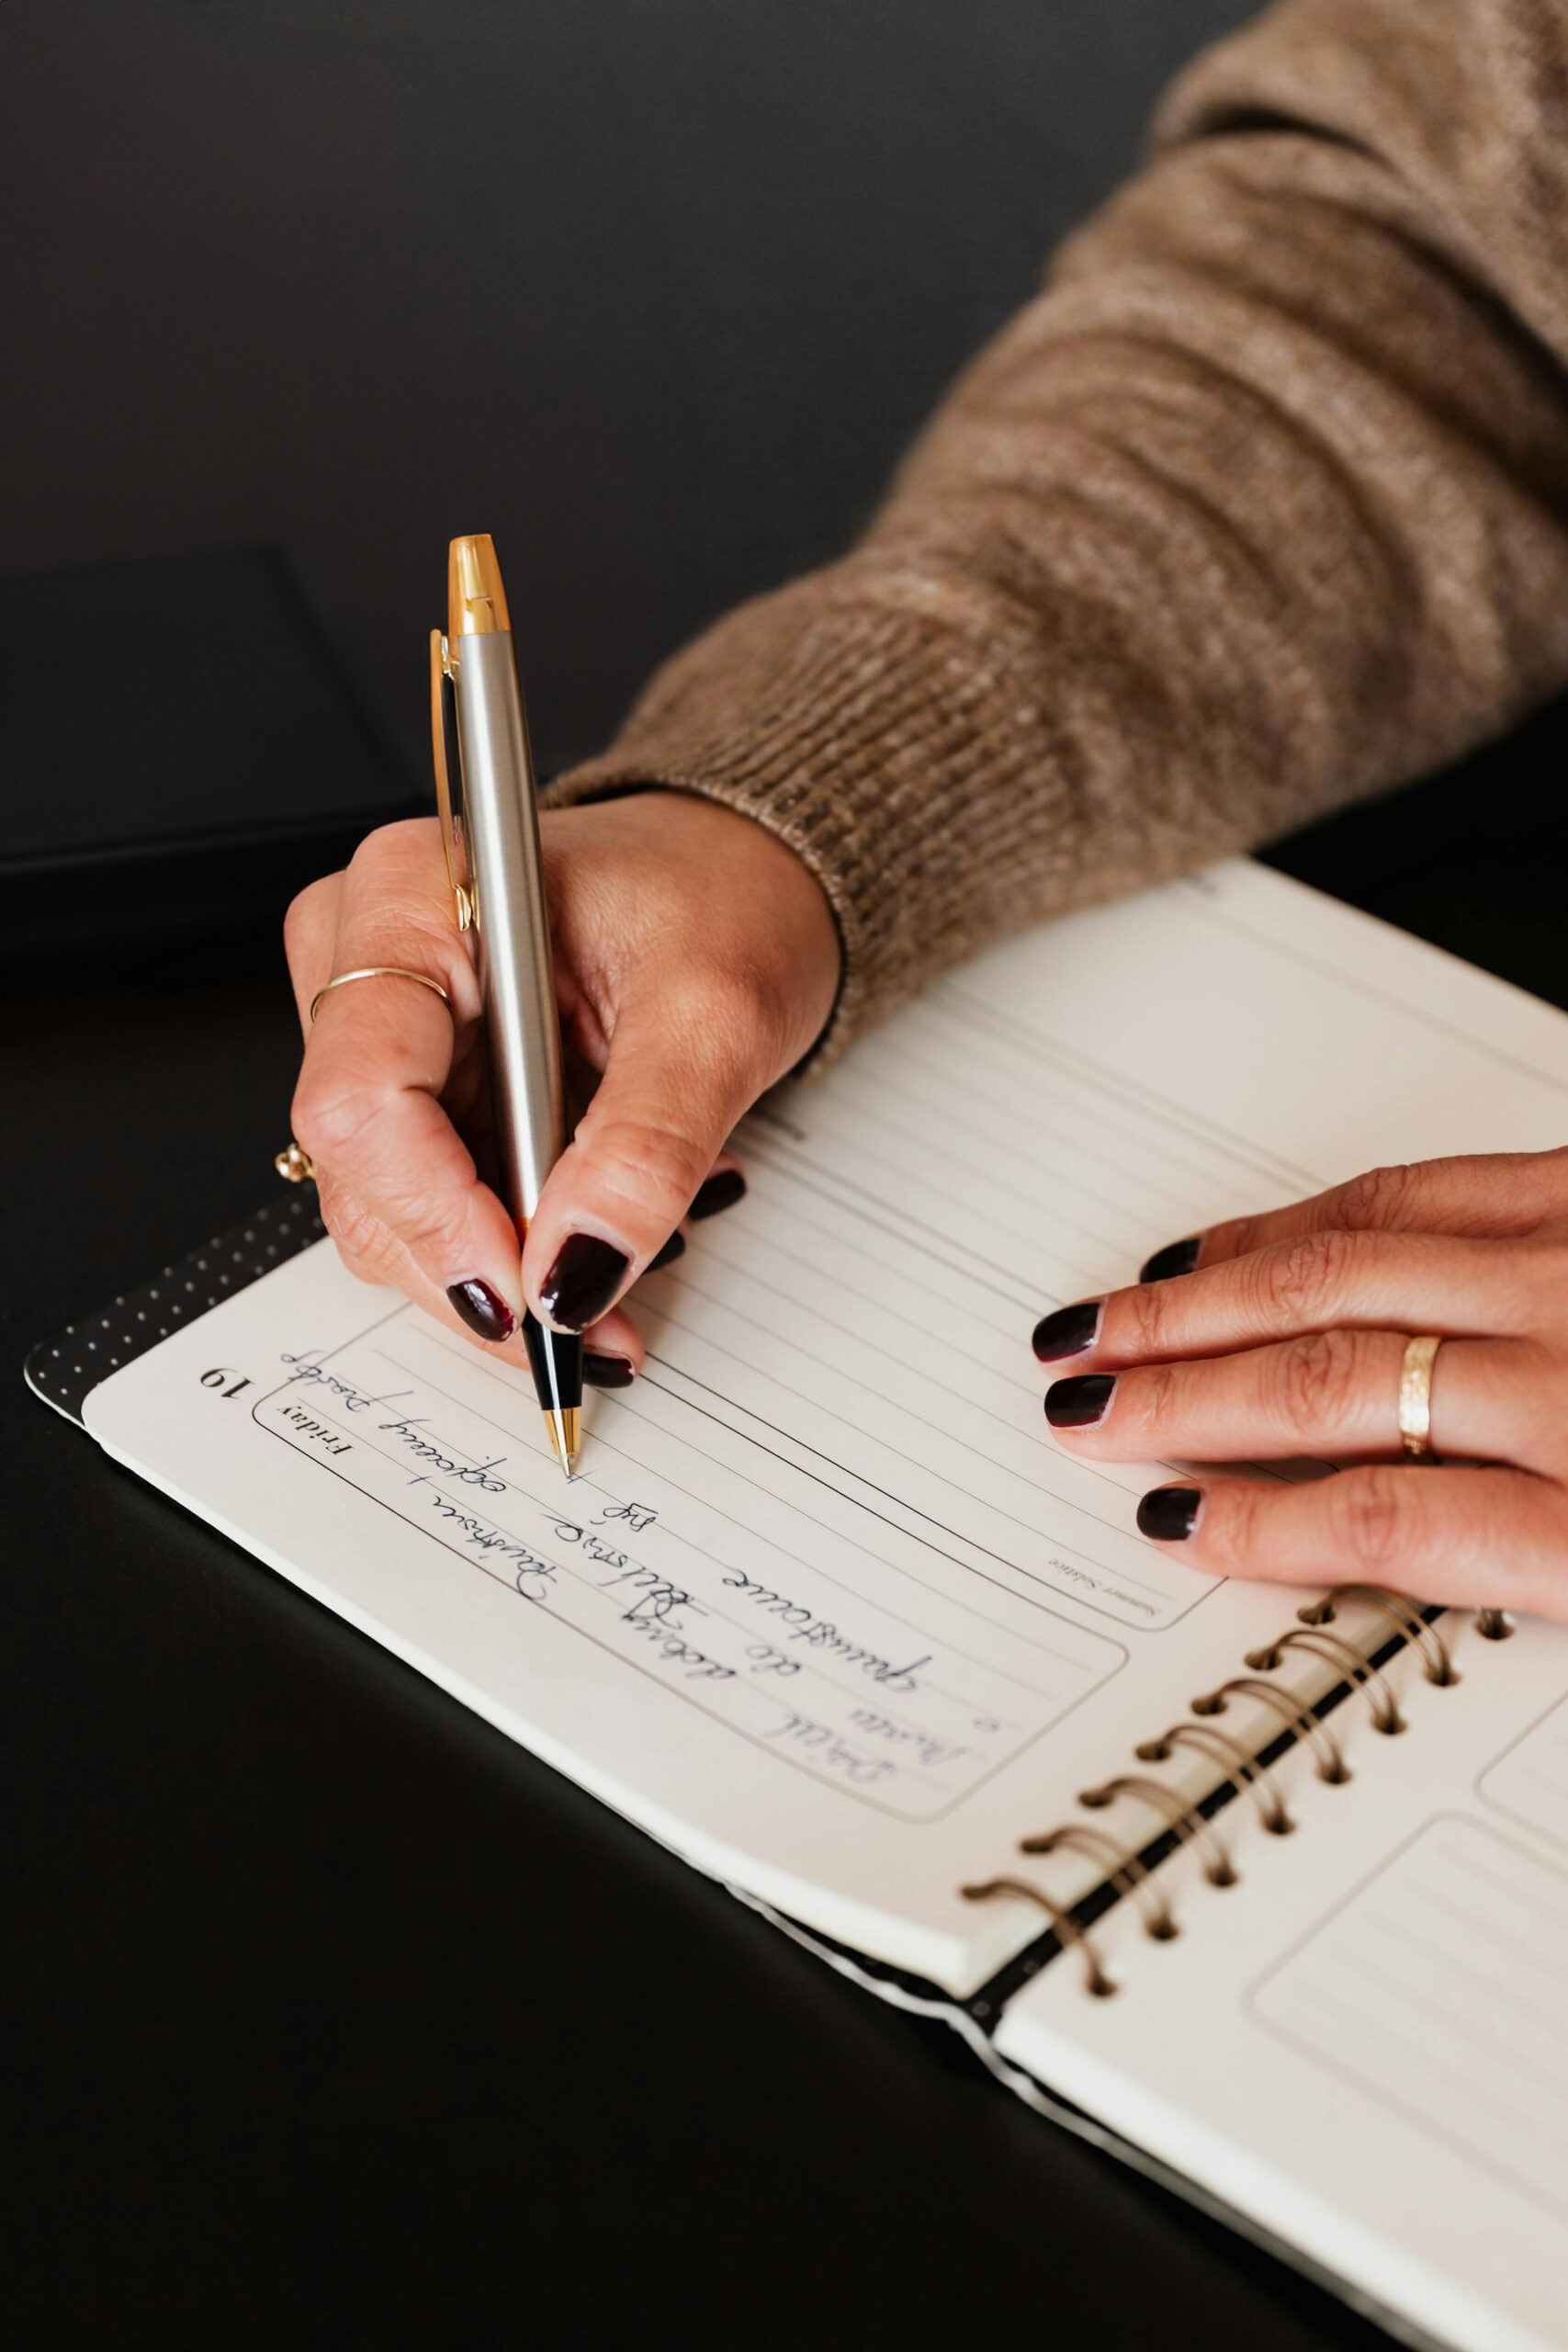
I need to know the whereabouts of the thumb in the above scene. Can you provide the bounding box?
[520,991,766,1333]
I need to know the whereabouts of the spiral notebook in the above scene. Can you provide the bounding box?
[32,861,1568,2352]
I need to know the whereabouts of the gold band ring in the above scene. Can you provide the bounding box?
[1398,1333,1443,1460]
[309,966,454,1024]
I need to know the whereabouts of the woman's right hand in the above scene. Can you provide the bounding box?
[283,791,841,1383]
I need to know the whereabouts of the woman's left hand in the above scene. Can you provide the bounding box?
[1031,1148,1568,1624]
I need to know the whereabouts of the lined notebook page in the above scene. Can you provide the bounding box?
[85,861,1568,1994]
[1252,1818,1568,2216]
[1481,1692,1568,1850]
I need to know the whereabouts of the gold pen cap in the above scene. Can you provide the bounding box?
[447,533,512,636]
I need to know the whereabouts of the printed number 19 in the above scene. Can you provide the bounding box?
[199,1367,253,1399]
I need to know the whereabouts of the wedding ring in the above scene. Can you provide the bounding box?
[276,1142,316,1182]
[309,966,454,1023]
[1398,1333,1443,1460]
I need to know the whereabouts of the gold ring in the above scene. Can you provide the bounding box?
[276,1142,316,1183]
[309,966,454,1023]
[1398,1333,1443,1460]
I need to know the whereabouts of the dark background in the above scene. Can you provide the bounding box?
[5,6,1556,2346]
[5,0,1256,778]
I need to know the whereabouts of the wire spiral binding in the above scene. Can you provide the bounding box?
[1241,1626,1406,1735]
[1193,1676,1350,1782]
[1073,1774,1239,1886]
[962,1589,1504,1996]
[1295,1587,1456,1685]
[1020,1823,1178,1944]
[1134,1722,1294,1838]
[958,1874,1119,1997]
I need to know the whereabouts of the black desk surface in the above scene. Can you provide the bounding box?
[10,729,1562,2351]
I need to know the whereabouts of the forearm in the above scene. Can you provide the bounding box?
[546,0,1568,1061]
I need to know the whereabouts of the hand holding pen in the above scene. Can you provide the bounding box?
[282,536,840,1463]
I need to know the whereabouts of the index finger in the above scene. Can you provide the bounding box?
[1142,1148,1568,1282]
[288,821,525,1330]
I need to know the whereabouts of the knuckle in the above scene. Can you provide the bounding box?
[1328,1465,1409,1568]
[1253,1228,1352,1325]
[284,874,342,960]
[658,962,747,1039]
[1332,1161,1416,1233]
[375,1165,479,1266]
[317,1169,461,1285]
[583,1114,716,1217]
[1135,1359,1181,1442]
[1202,1477,1265,1574]
[290,1075,389,1169]
[347,814,444,878]
[316,1180,391,1275]
[1271,1328,1368,1440]
[1491,1336,1564,1468]
[1123,1281,1173,1357]
[1224,1479,1266,1566]
[674,958,793,1084]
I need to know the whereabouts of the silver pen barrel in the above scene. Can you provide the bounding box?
[441,532,581,1477]
[453,629,565,1223]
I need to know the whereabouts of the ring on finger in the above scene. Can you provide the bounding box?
[309,966,454,1024]
[1398,1333,1444,1462]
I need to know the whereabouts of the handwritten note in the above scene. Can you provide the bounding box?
[258,1308,1124,1820]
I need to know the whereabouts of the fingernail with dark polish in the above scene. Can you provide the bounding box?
[649,1229,686,1272]
[583,1351,636,1390]
[1139,1236,1201,1283]
[1032,1299,1103,1361]
[1044,1373,1116,1429]
[446,1278,515,1343]
[1136,1485,1203,1541]
[691,1168,747,1220]
[538,1234,631,1331]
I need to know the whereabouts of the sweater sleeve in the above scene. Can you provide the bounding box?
[543,0,1568,1065]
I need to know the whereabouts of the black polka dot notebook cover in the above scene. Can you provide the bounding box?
[23,1191,327,1427]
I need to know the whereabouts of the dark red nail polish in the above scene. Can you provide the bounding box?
[1139,1237,1201,1283]
[1032,1299,1103,1361]
[538,1234,630,1331]
[583,1351,635,1389]
[1137,1486,1202,1540]
[691,1168,746,1220]
[446,1279,515,1342]
[1044,1373,1116,1428]
[650,1230,686,1271]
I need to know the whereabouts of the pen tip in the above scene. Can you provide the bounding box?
[544,1403,582,1478]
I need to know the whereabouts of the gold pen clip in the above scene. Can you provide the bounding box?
[430,628,474,931]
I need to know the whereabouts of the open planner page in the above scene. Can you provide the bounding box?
[993,1608,1568,2352]
[84,861,1568,1993]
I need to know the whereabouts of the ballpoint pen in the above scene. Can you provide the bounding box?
[431,534,582,1479]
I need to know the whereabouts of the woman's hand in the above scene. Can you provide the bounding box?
[1032,1149,1568,1624]
[284,794,840,1380]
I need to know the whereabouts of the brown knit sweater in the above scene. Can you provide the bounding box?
[545,0,1568,1066]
